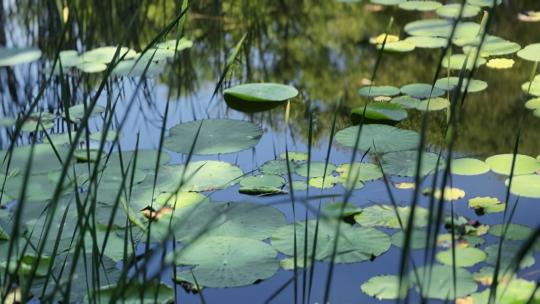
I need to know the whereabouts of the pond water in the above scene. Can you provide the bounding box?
[1,1,540,303]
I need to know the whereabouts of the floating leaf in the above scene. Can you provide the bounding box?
[76,62,107,73]
[525,97,540,110]
[321,202,362,219]
[164,119,262,155]
[404,36,448,48]
[411,265,478,300]
[507,174,540,198]
[358,85,400,98]
[517,43,540,62]
[466,0,501,7]
[518,11,540,22]
[335,124,420,153]
[522,75,540,96]
[173,235,279,288]
[461,36,521,57]
[336,162,383,182]
[279,257,311,270]
[0,47,42,66]
[485,242,535,269]
[377,41,415,53]
[398,1,441,11]
[369,34,400,45]
[157,160,243,192]
[354,204,429,229]
[468,197,505,215]
[239,174,285,194]
[485,154,540,175]
[391,96,450,111]
[260,159,296,176]
[381,150,444,177]
[436,247,486,267]
[361,275,401,300]
[468,278,540,303]
[370,0,404,6]
[290,180,308,191]
[489,224,532,241]
[295,162,336,178]
[435,77,488,93]
[351,103,408,122]
[155,191,208,209]
[79,46,137,64]
[436,4,480,19]
[404,19,480,40]
[279,151,308,161]
[394,182,415,189]
[400,83,445,99]
[65,104,106,122]
[224,83,298,102]
[451,158,490,175]
[442,54,486,70]
[308,175,341,189]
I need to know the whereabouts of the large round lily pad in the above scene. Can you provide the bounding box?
[164,119,263,155]
[157,160,243,192]
[361,275,401,300]
[442,54,486,70]
[295,162,337,178]
[435,77,488,93]
[351,103,408,122]
[404,19,480,40]
[381,150,444,177]
[451,158,490,175]
[489,224,532,241]
[0,48,42,66]
[335,124,420,153]
[507,174,540,198]
[517,43,540,62]
[485,242,535,269]
[336,162,383,182]
[239,174,285,195]
[391,96,450,111]
[436,4,480,19]
[400,83,445,99]
[404,36,448,48]
[485,154,540,175]
[223,83,298,102]
[398,1,441,11]
[411,265,478,300]
[354,204,429,229]
[436,247,487,267]
[173,235,279,288]
[358,85,400,98]
[79,46,137,64]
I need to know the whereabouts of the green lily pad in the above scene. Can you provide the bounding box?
[404,19,480,40]
[468,197,505,214]
[517,43,540,62]
[155,191,208,209]
[173,235,279,288]
[271,220,390,263]
[377,41,416,53]
[156,38,194,51]
[279,151,308,161]
[400,83,445,99]
[522,75,540,96]
[322,202,362,219]
[157,160,243,192]
[451,158,490,175]
[469,278,540,304]
[351,103,408,122]
[381,150,444,177]
[223,83,298,102]
[507,174,540,198]
[361,275,401,300]
[435,77,488,93]
[436,4,480,19]
[239,174,285,194]
[489,224,533,241]
[112,58,166,77]
[354,204,429,229]
[485,242,535,269]
[525,97,540,110]
[21,112,56,132]
[466,0,501,7]
[436,247,487,267]
[295,162,336,178]
[76,62,107,73]
[336,162,383,182]
[398,1,441,11]
[65,104,106,122]
[411,265,478,300]
[442,54,486,70]
[279,257,311,270]
[164,119,262,155]
[79,46,137,64]
[260,159,297,176]
[358,85,401,98]
[290,180,308,191]
[0,47,42,66]
[308,175,342,189]
[404,97,450,111]
[370,0,404,5]
[485,154,540,175]
[404,36,448,48]
[461,36,521,57]
[0,254,52,277]
[335,124,420,153]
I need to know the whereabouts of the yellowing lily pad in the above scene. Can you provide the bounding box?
[485,154,540,175]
